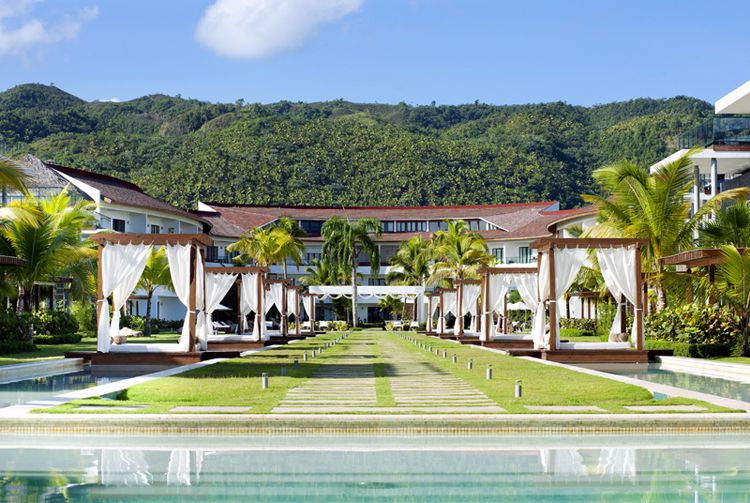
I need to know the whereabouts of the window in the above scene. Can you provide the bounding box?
[167,227,175,234]
[305,252,321,265]
[112,219,126,232]
[299,220,324,235]
[519,246,534,264]
[150,224,160,234]
[368,278,386,286]
[395,221,426,233]
[382,221,395,233]
[205,246,219,262]
[492,247,504,263]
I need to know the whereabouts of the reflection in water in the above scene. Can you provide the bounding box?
[609,366,750,402]
[0,371,125,405]
[1,440,747,501]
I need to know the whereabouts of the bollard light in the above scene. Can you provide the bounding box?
[434,349,439,356]
[486,365,492,380]
[452,354,457,364]
[281,366,287,376]
[261,372,269,389]
[303,352,307,361]
[294,358,299,368]
[515,380,522,398]
[442,350,447,358]
[467,359,473,370]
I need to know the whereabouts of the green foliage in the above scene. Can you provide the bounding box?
[2,84,714,210]
[645,339,734,358]
[559,327,597,340]
[646,304,740,353]
[34,332,83,345]
[71,299,96,334]
[33,309,78,336]
[385,321,395,331]
[559,318,598,333]
[331,321,349,332]
[0,310,33,354]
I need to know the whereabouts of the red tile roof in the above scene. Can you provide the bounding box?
[48,162,204,224]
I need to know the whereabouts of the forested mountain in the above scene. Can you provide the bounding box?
[0,84,712,209]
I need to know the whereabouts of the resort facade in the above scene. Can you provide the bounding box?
[14,154,595,324]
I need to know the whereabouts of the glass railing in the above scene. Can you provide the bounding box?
[679,116,750,149]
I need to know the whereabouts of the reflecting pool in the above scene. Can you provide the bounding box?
[0,370,125,406]
[0,434,748,501]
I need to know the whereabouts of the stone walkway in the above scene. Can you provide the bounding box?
[272,334,504,414]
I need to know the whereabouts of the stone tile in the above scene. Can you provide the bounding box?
[624,404,707,412]
[525,405,606,412]
[74,405,146,411]
[170,406,251,413]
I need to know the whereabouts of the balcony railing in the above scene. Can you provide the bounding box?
[679,116,750,149]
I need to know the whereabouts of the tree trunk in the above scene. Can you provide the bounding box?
[742,314,749,357]
[351,262,358,327]
[145,289,152,337]
[282,260,288,280]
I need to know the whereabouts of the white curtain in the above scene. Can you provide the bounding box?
[194,255,207,351]
[97,243,152,353]
[287,290,298,319]
[166,449,191,486]
[598,247,639,346]
[302,295,314,322]
[240,273,263,341]
[100,449,151,486]
[205,273,237,337]
[166,244,193,352]
[455,284,481,335]
[265,283,283,315]
[486,275,509,340]
[597,448,636,480]
[531,249,587,349]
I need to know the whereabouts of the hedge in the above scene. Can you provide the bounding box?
[560,318,598,332]
[559,327,598,340]
[34,333,84,345]
[646,340,734,358]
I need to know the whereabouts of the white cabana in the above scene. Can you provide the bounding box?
[204,272,237,340]
[479,266,537,342]
[454,280,481,336]
[93,233,212,355]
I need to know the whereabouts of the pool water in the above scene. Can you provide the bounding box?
[606,365,750,403]
[0,370,125,406]
[0,434,748,502]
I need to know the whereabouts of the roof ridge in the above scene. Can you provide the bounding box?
[45,162,145,193]
[202,201,556,211]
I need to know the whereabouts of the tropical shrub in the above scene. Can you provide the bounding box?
[560,318,597,332]
[33,310,78,336]
[385,322,395,332]
[646,303,740,356]
[559,327,597,340]
[121,315,146,332]
[332,321,349,331]
[34,333,83,344]
[71,299,96,334]
[0,310,34,354]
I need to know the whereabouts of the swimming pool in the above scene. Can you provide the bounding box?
[0,370,126,406]
[606,364,750,403]
[0,434,748,501]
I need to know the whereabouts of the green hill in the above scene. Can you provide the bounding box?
[0,83,712,209]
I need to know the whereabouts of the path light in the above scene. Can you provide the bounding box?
[467,359,473,370]
[261,372,269,389]
[486,365,492,380]
[303,352,307,361]
[452,354,457,364]
[515,380,522,398]
[294,358,299,368]
[434,349,439,356]
[281,366,287,376]
[442,350,447,358]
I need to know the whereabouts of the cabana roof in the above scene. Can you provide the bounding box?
[659,248,741,268]
[530,237,648,250]
[90,232,213,247]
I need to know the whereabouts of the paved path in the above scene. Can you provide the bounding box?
[272,333,503,414]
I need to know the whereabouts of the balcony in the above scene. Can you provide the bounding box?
[679,116,750,149]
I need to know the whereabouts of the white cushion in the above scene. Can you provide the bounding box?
[208,335,258,342]
[557,342,631,350]
[109,343,184,353]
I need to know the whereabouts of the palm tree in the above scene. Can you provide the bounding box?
[377,295,402,321]
[137,248,173,336]
[227,226,279,267]
[0,157,34,225]
[0,188,96,312]
[387,236,432,286]
[428,220,490,285]
[300,258,342,286]
[699,200,750,248]
[714,246,750,356]
[583,152,748,309]
[271,217,306,280]
[321,217,382,327]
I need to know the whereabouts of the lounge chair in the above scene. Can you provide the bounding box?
[409,321,419,331]
[319,321,330,331]
[301,321,312,331]
[392,321,403,331]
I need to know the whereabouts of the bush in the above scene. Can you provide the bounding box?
[332,321,349,331]
[121,315,145,332]
[71,300,96,334]
[34,333,83,345]
[385,322,395,331]
[33,310,78,336]
[0,310,33,355]
[0,339,35,354]
[646,303,741,348]
[560,318,597,332]
[559,327,597,340]
[646,339,734,358]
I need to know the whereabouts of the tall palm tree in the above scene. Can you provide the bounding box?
[387,235,432,286]
[321,217,382,327]
[300,258,342,286]
[137,248,173,336]
[583,152,748,309]
[699,200,750,248]
[714,246,750,356]
[428,220,490,285]
[271,217,306,280]
[0,188,96,312]
[227,226,279,267]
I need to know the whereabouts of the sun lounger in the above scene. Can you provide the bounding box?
[392,321,403,330]
[409,321,419,331]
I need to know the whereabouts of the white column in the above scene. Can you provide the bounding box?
[710,158,718,198]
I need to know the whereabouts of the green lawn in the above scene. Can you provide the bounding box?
[41,331,731,415]
[713,357,750,365]
[0,333,181,367]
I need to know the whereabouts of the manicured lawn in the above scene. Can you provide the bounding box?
[387,333,728,414]
[714,357,750,365]
[42,331,731,415]
[0,333,181,367]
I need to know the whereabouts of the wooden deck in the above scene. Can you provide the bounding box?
[481,338,535,350]
[500,348,652,364]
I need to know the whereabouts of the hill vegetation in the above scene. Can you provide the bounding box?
[0,83,712,209]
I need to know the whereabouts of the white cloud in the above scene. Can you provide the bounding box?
[195,0,363,59]
[0,1,98,56]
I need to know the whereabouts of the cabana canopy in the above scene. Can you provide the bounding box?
[479,266,537,341]
[308,285,424,300]
[204,266,268,341]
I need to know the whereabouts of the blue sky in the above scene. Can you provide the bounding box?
[1,0,749,106]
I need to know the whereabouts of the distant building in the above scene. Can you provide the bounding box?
[651,80,750,213]
[12,155,595,322]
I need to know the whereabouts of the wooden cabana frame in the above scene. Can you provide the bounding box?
[659,248,739,304]
[436,287,456,336]
[92,233,213,353]
[479,266,537,341]
[265,278,292,336]
[530,237,648,352]
[204,266,268,335]
[454,279,481,338]
[287,285,304,337]
[424,292,438,334]
[299,291,316,336]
